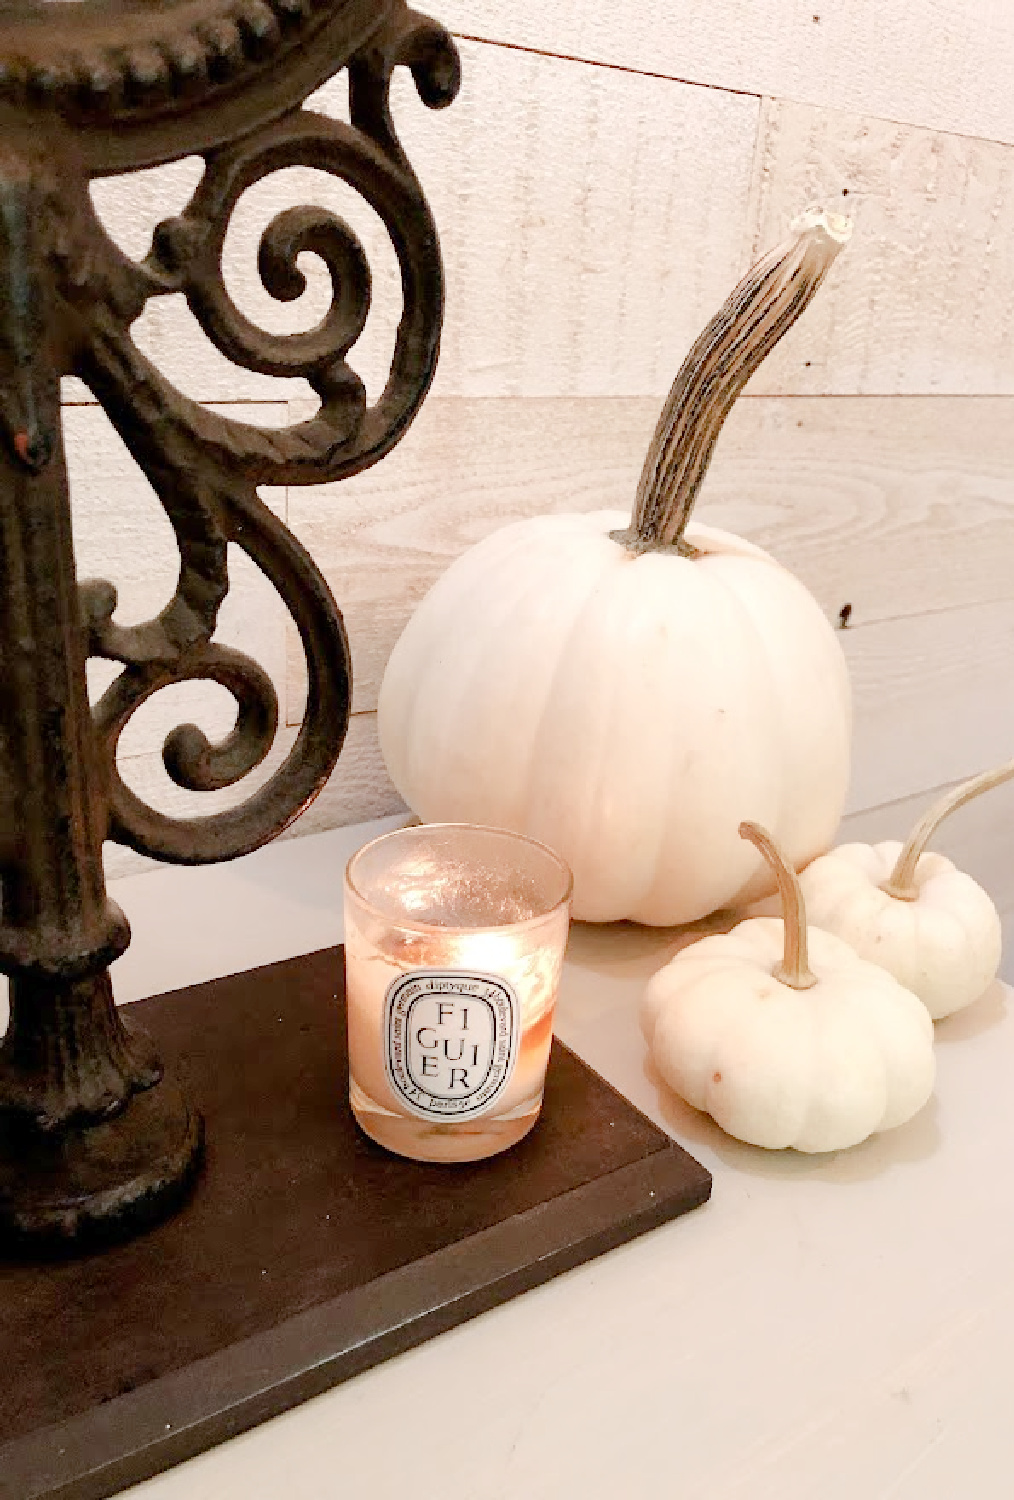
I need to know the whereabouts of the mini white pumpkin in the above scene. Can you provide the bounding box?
[641,823,936,1153]
[380,210,853,926]
[789,761,1013,1020]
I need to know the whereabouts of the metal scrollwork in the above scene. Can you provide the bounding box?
[0,0,458,1250]
[73,4,460,863]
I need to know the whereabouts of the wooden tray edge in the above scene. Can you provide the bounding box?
[5,1142,710,1500]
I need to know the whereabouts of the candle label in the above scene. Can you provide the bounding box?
[384,969,521,1120]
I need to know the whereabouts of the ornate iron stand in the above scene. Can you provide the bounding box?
[0,0,458,1253]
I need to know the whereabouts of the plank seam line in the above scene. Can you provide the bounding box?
[850,775,975,821]
[61,398,288,408]
[839,594,1014,633]
[450,33,761,100]
[737,392,1014,401]
[113,708,377,765]
[454,34,1014,150]
[215,393,1014,410]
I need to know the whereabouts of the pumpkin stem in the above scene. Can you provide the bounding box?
[882,758,1014,901]
[739,821,817,990]
[611,207,851,557]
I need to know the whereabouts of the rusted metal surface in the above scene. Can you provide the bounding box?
[0,0,458,1252]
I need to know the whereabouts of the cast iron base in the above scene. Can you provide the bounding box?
[0,1060,203,1254]
[0,946,711,1500]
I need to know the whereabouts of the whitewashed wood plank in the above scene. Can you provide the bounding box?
[89,156,206,264]
[744,97,1014,396]
[701,395,1014,622]
[286,392,1014,720]
[79,35,1014,409]
[130,298,313,405]
[285,395,658,718]
[844,598,1014,814]
[396,42,759,398]
[208,47,758,402]
[83,41,759,404]
[440,0,1014,148]
[66,402,289,761]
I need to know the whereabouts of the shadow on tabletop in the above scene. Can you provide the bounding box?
[642,1053,943,1186]
[565,909,739,976]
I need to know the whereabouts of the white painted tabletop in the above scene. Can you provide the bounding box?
[102,816,1014,1500]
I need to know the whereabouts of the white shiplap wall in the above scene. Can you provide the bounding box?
[70,6,1014,932]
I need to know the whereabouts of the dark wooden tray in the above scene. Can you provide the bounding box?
[1,946,711,1500]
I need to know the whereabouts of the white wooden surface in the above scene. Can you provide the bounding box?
[287,392,1014,715]
[97,816,1014,1500]
[90,43,761,404]
[89,42,1014,403]
[439,0,1014,147]
[744,99,1014,396]
[63,3,1014,902]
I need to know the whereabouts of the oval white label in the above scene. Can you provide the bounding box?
[384,970,520,1121]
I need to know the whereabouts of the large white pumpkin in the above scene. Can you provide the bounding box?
[379,512,850,924]
[379,210,853,926]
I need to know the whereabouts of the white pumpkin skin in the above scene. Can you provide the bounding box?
[379,512,850,926]
[641,918,936,1152]
[795,841,1002,1020]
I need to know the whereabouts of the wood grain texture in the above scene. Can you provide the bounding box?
[745,98,1014,396]
[842,599,1014,814]
[89,155,309,406]
[439,0,1014,147]
[84,40,760,405]
[0,953,705,1500]
[286,395,659,718]
[286,392,1014,721]
[701,396,1014,623]
[410,43,759,399]
[82,36,1014,413]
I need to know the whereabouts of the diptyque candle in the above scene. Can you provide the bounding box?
[343,824,573,1162]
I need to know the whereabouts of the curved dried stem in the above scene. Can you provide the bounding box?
[883,758,1014,900]
[613,207,851,557]
[739,821,817,990]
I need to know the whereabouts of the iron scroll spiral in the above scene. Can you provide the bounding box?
[59,4,462,865]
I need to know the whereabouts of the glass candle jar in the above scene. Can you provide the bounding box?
[343,823,573,1163]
